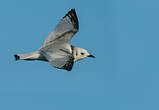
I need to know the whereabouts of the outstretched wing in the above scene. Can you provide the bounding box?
[43,8,79,47]
[40,9,78,71]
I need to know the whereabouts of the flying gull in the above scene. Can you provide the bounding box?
[14,8,95,71]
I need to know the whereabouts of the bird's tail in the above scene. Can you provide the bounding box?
[14,52,40,61]
[14,54,20,61]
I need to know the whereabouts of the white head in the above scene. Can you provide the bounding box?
[72,47,95,62]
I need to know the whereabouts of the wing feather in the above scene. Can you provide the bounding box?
[43,9,79,47]
[41,49,74,71]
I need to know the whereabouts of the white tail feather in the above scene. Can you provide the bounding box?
[14,52,40,61]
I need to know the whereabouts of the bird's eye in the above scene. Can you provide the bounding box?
[81,52,84,55]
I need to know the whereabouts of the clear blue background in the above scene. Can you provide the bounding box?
[0,0,159,110]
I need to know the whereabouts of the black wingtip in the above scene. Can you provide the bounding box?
[14,54,20,61]
[71,8,76,11]
[61,56,74,71]
[63,8,79,30]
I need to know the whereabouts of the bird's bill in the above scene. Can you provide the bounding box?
[87,54,95,58]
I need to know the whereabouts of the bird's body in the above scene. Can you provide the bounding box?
[14,9,95,71]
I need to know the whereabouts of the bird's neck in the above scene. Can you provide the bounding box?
[71,46,83,62]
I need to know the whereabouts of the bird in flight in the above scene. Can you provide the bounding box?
[14,8,95,71]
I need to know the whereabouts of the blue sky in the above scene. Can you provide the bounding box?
[0,0,159,110]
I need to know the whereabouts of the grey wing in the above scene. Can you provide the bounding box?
[43,8,79,47]
[40,49,74,71]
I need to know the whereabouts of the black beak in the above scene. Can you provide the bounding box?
[88,54,95,58]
